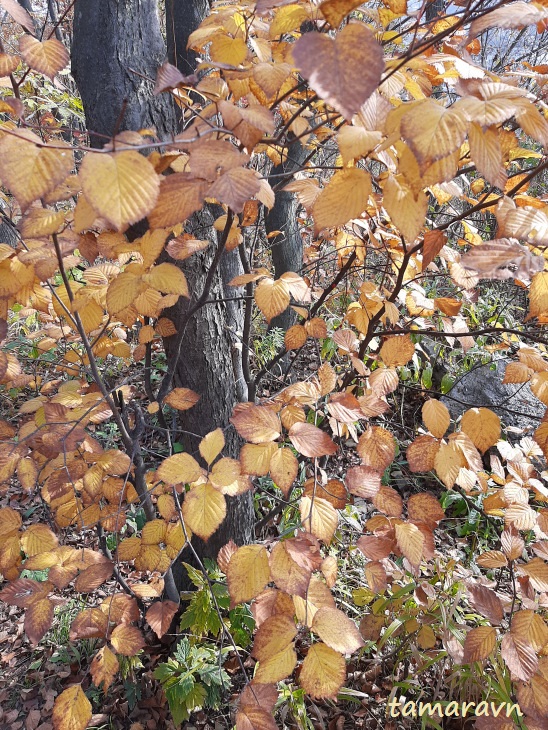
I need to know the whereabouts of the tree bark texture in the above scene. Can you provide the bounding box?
[266,140,308,333]
[162,207,253,542]
[71,0,176,147]
[71,0,253,595]
[165,0,210,74]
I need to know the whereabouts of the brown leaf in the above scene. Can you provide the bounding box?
[292,23,384,121]
[146,600,179,639]
[289,422,337,458]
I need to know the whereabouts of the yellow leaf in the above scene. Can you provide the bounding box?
[110,624,145,656]
[182,482,226,540]
[337,126,382,165]
[20,524,58,556]
[0,129,73,211]
[299,642,345,699]
[52,684,92,730]
[90,646,119,692]
[528,271,548,321]
[157,452,202,484]
[19,36,69,79]
[469,123,506,190]
[292,23,384,121]
[210,33,248,66]
[401,100,468,170]
[252,614,297,662]
[285,324,308,351]
[25,597,54,645]
[142,263,188,297]
[394,521,424,568]
[311,607,364,654]
[269,447,298,496]
[80,151,160,231]
[254,278,290,323]
[199,428,225,466]
[422,399,450,438]
[208,167,261,213]
[460,407,500,454]
[226,544,271,606]
[434,442,465,489]
[300,496,338,543]
[312,168,372,233]
[383,174,427,243]
[356,426,395,472]
[240,443,278,476]
[254,643,297,683]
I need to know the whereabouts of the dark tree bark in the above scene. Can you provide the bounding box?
[266,140,308,339]
[426,0,445,21]
[165,0,210,74]
[71,0,253,595]
[71,0,177,147]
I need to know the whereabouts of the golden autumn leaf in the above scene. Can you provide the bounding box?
[240,442,277,476]
[164,387,200,411]
[401,99,468,170]
[226,544,271,607]
[0,129,73,211]
[319,0,364,26]
[208,167,261,213]
[469,123,506,190]
[90,646,119,692]
[299,642,346,699]
[357,426,395,472]
[300,496,338,543]
[110,624,145,656]
[434,442,465,489]
[269,447,298,496]
[199,428,225,466]
[255,278,290,322]
[25,597,54,645]
[380,334,415,367]
[182,482,226,540]
[289,422,337,458]
[157,452,202,484]
[528,271,548,322]
[19,36,69,79]
[148,173,209,228]
[269,541,311,598]
[20,523,58,556]
[383,174,428,243]
[292,23,384,122]
[312,168,372,233]
[52,684,92,730]
[231,404,281,443]
[460,407,501,454]
[463,626,497,663]
[311,606,364,654]
[142,263,188,297]
[254,643,298,684]
[285,324,308,350]
[80,151,160,231]
[395,521,424,568]
[422,399,450,439]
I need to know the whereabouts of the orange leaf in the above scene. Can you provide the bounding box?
[19,36,69,79]
[90,646,119,692]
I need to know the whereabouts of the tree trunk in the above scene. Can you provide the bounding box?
[71,0,177,147]
[71,0,254,595]
[165,0,210,74]
[265,140,308,360]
